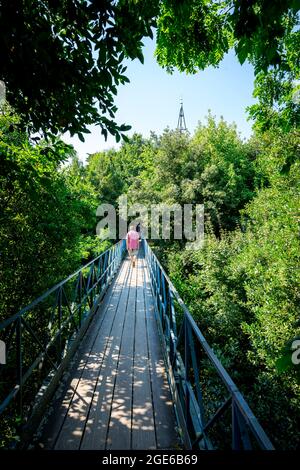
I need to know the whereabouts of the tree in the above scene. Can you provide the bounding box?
[0,109,102,321]
[86,149,125,204]
[124,117,255,233]
[0,0,158,139]
[155,0,299,73]
[165,132,300,448]
[86,133,156,204]
[1,1,298,140]
[155,1,299,132]
[247,29,300,132]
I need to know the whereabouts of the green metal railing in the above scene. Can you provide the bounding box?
[0,241,125,444]
[144,240,274,450]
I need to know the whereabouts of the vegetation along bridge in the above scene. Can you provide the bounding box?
[0,241,274,450]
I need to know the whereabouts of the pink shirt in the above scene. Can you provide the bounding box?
[126,230,139,250]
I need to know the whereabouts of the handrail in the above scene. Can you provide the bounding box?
[0,243,119,330]
[0,240,125,444]
[143,240,274,450]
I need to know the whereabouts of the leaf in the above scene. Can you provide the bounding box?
[102,128,108,141]
[120,124,132,132]
[120,75,130,83]
[136,48,144,64]
[236,39,249,65]
[121,133,130,142]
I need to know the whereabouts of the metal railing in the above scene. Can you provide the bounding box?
[0,241,125,444]
[144,240,274,450]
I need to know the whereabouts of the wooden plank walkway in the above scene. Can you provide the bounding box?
[37,253,179,450]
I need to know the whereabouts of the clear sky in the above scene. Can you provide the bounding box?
[63,38,256,162]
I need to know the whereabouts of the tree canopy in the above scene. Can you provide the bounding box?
[0,0,299,139]
[156,0,299,73]
[0,0,158,139]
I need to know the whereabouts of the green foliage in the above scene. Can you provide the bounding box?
[156,0,232,73]
[0,110,105,321]
[86,132,157,204]
[126,115,255,233]
[191,115,256,231]
[155,2,300,135]
[0,0,158,139]
[155,0,299,73]
[1,1,298,140]
[238,185,299,367]
[86,115,255,235]
[0,110,113,447]
[166,127,300,449]
[247,28,300,132]
[86,149,126,204]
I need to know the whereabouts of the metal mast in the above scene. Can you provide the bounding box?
[177,99,187,132]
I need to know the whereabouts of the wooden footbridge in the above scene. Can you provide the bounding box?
[0,241,274,450]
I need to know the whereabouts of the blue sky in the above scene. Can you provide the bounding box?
[63,38,256,162]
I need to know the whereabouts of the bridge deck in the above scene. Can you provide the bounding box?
[38,254,179,450]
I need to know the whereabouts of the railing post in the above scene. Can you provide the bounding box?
[90,263,94,307]
[184,315,191,432]
[99,256,103,295]
[187,324,206,429]
[157,265,162,319]
[161,274,167,334]
[16,317,23,419]
[108,249,112,279]
[104,251,108,287]
[99,256,103,292]
[170,290,177,337]
[58,286,62,360]
[232,400,242,450]
[232,400,252,450]
[169,295,176,365]
[78,271,82,328]
[111,245,115,276]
